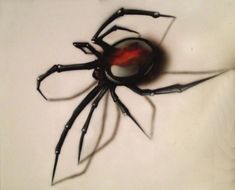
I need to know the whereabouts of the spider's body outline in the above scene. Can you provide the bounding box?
[36,8,222,185]
[102,37,159,85]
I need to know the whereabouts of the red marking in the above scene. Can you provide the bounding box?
[110,45,148,66]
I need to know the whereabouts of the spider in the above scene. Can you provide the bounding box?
[37,8,222,184]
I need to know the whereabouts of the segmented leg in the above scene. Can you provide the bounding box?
[110,86,149,138]
[51,84,103,185]
[97,25,140,40]
[128,73,222,96]
[78,87,108,163]
[94,25,141,50]
[73,42,101,57]
[92,7,175,41]
[37,61,97,100]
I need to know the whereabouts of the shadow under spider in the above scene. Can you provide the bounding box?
[53,92,157,185]
[163,69,230,75]
[48,81,97,101]
[144,96,157,139]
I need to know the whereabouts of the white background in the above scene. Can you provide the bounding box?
[1,0,235,190]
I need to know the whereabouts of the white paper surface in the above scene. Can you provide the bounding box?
[1,1,235,190]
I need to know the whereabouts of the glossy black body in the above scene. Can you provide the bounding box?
[102,37,158,84]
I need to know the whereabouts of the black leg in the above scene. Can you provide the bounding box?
[110,86,149,138]
[159,16,176,44]
[37,61,97,100]
[128,73,223,96]
[92,7,175,41]
[78,86,108,163]
[94,25,140,50]
[97,25,140,41]
[73,42,101,57]
[51,84,103,185]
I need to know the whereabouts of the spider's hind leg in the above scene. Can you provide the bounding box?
[128,72,224,96]
[78,87,108,163]
[110,86,149,138]
[51,84,103,185]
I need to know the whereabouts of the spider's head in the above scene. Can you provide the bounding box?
[104,38,162,85]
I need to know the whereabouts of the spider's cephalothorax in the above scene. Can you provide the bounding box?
[37,8,222,185]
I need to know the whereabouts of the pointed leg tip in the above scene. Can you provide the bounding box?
[51,174,55,185]
[43,95,48,101]
[37,87,48,100]
[77,154,81,165]
[141,130,151,139]
[51,154,59,186]
[51,175,55,186]
[41,94,48,101]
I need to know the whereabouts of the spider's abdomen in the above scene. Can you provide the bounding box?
[110,44,149,66]
[104,38,156,84]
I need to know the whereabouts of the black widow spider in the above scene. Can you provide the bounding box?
[37,8,222,185]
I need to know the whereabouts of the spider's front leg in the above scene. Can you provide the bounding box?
[128,73,223,96]
[92,8,176,41]
[94,25,140,49]
[98,25,140,39]
[73,42,101,57]
[78,86,108,163]
[37,61,97,100]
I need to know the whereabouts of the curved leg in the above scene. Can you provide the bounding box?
[78,87,108,163]
[51,84,103,185]
[48,81,97,102]
[98,25,140,39]
[73,42,101,57]
[37,61,97,100]
[94,25,141,49]
[92,7,176,41]
[128,73,223,96]
[110,86,149,138]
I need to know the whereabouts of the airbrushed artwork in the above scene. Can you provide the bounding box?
[37,8,223,185]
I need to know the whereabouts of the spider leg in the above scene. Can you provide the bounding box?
[37,61,97,100]
[94,25,141,49]
[110,86,149,138]
[92,7,175,41]
[51,84,103,185]
[98,25,140,39]
[128,73,223,96]
[159,16,176,44]
[78,86,108,163]
[73,42,101,57]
